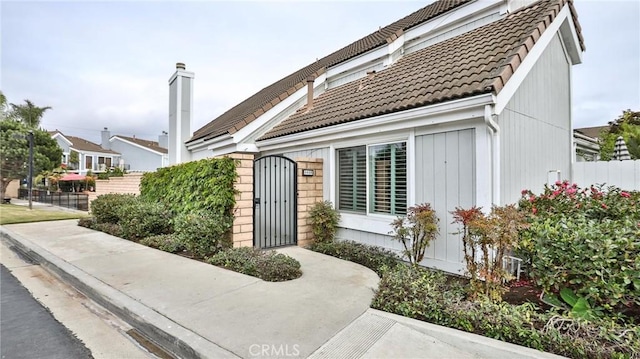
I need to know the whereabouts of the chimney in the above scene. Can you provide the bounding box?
[158,131,168,149]
[168,62,195,165]
[101,127,111,150]
[306,76,315,110]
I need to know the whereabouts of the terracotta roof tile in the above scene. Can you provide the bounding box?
[260,0,581,140]
[190,0,472,143]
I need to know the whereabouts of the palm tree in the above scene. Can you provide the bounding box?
[10,99,52,128]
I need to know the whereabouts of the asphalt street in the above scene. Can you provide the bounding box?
[1,263,93,359]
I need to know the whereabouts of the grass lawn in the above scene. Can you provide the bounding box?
[0,204,87,225]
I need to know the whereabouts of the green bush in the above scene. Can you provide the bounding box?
[90,194,137,224]
[117,200,173,242]
[308,201,340,243]
[372,265,640,358]
[208,247,302,282]
[390,203,439,265]
[93,222,124,237]
[174,210,233,259]
[78,216,96,228]
[309,240,399,276]
[140,157,238,217]
[140,234,184,253]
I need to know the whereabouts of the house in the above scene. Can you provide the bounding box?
[168,0,585,273]
[101,128,169,172]
[49,130,121,175]
[573,126,604,161]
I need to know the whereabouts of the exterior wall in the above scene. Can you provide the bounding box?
[295,158,324,247]
[280,148,330,201]
[168,69,193,165]
[87,173,143,209]
[228,153,255,248]
[573,160,640,190]
[109,140,163,172]
[499,34,572,205]
[5,180,19,198]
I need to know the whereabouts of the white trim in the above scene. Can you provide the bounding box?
[329,144,336,203]
[494,4,574,115]
[110,136,166,156]
[51,133,73,146]
[325,47,387,80]
[168,69,194,84]
[474,121,492,211]
[408,128,416,207]
[69,147,120,157]
[257,94,492,152]
[339,212,394,236]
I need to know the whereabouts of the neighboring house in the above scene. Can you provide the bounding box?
[49,130,121,175]
[573,127,604,161]
[168,0,585,273]
[101,128,169,172]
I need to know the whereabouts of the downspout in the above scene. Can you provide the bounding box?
[484,104,500,206]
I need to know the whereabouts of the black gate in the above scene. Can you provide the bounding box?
[253,155,297,248]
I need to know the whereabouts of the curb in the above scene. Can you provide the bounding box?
[0,226,238,359]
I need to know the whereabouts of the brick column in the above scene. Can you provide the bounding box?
[295,158,324,247]
[227,153,255,248]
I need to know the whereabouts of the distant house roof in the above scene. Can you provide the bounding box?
[112,135,168,154]
[50,130,120,155]
[574,125,609,140]
[260,0,584,140]
[192,0,584,143]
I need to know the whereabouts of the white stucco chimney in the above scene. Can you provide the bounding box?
[101,127,111,150]
[158,131,169,149]
[168,62,194,165]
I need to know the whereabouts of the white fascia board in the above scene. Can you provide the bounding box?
[110,137,164,156]
[69,148,120,157]
[52,133,73,146]
[325,47,387,79]
[559,12,583,64]
[494,4,572,115]
[168,69,194,84]
[403,0,502,46]
[206,135,235,151]
[257,94,493,152]
[185,136,208,150]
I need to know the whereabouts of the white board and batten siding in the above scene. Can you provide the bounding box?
[499,34,572,205]
[279,147,331,202]
[573,161,640,191]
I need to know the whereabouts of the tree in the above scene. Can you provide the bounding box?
[599,110,640,160]
[0,119,62,199]
[9,99,52,128]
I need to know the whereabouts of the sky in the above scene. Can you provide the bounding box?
[1,0,639,145]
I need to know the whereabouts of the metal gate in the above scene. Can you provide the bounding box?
[253,155,297,248]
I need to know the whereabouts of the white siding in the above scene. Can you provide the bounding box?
[499,34,572,205]
[278,147,331,201]
[573,161,640,190]
[109,140,164,172]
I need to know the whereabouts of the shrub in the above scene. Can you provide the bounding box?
[90,194,137,224]
[174,210,233,259]
[140,157,238,217]
[308,201,340,243]
[93,222,124,237]
[390,203,439,265]
[140,234,184,253]
[117,200,173,242]
[372,265,640,358]
[309,240,399,276]
[78,216,96,229]
[208,247,302,282]
[452,205,527,301]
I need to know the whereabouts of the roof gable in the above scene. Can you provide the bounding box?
[111,135,168,154]
[190,0,472,143]
[260,0,578,140]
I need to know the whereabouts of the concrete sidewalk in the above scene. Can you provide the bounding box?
[0,220,564,359]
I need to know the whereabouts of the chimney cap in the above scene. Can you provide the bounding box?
[176,62,186,70]
[103,127,108,130]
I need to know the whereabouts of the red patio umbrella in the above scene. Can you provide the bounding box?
[59,173,87,181]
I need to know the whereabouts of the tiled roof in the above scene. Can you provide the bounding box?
[574,125,608,139]
[113,135,168,154]
[260,0,583,140]
[190,0,472,143]
[51,131,120,154]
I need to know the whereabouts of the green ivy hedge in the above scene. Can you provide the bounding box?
[140,157,238,217]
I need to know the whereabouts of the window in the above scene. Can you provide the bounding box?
[85,155,93,170]
[337,142,407,216]
[61,154,68,164]
[337,146,366,213]
[369,143,407,215]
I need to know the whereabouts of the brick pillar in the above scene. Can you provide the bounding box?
[295,158,324,247]
[227,153,255,248]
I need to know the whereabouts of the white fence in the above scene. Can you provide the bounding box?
[573,160,640,191]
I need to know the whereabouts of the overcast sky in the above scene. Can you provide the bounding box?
[2,0,639,144]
